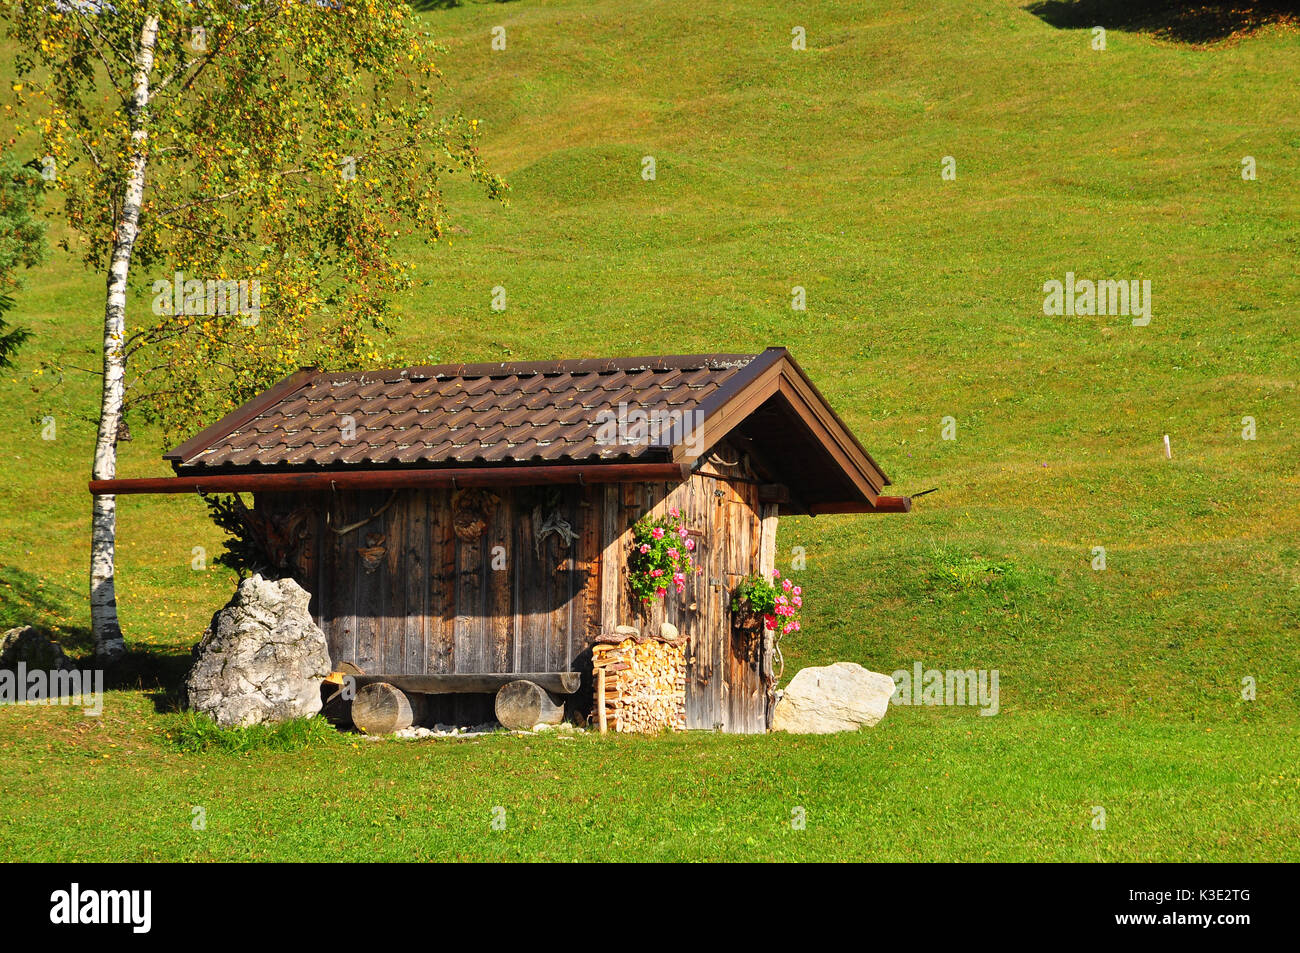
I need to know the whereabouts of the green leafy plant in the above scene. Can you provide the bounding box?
[925,547,1021,592]
[731,569,803,636]
[0,156,45,369]
[169,712,342,754]
[628,506,697,603]
[202,494,272,578]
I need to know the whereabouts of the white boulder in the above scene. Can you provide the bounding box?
[771,662,896,734]
[184,574,332,727]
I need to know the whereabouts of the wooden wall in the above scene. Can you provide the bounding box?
[256,484,600,679]
[598,449,775,733]
[253,444,776,733]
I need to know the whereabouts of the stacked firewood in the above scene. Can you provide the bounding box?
[592,627,686,733]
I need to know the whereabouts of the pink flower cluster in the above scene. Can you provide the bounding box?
[762,569,803,636]
[629,505,697,603]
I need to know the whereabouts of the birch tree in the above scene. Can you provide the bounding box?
[2,1,505,660]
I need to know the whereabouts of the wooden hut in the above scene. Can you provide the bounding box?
[95,348,910,733]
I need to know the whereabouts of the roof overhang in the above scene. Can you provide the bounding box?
[89,462,692,496]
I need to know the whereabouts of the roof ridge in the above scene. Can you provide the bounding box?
[314,353,760,384]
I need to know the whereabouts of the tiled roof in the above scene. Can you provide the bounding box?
[167,354,759,470]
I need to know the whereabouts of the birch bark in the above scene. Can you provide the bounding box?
[90,15,159,662]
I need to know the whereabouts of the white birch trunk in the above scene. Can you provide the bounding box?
[90,15,159,662]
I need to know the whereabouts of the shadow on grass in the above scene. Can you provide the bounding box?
[0,565,92,653]
[108,648,193,713]
[1024,0,1300,43]
[0,566,195,708]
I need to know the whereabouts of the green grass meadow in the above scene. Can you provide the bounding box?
[1,0,1297,861]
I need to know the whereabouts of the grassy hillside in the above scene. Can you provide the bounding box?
[1,0,1297,861]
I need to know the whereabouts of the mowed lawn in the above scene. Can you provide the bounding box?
[1,696,1295,862]
[1,0,1297,861]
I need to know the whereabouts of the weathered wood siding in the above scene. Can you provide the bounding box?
[255,443,772,733]
[597,449,771,733]
[257,485,600,679]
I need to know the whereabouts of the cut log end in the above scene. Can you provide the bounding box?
[352,681,417,735]
[495,679,565,730]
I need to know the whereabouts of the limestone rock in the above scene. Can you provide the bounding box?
[184,574,332,728]
[771,662,895,734]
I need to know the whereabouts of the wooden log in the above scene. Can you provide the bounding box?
[352,682,420,735]
[320,687,354,729]
[597,667,607,734]
[495,679,565,730]
[349,671,581,696]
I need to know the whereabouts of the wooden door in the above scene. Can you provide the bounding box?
[679,473,765,733]
[681,475,722,730]
[716,477,766,734]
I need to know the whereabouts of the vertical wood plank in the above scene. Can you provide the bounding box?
[454,530,485,674]
[487,489,513,672]
[705,474,722,730]
[404,491,430,676]
[428,490,456,675]
[577,484,602,656]
[758,501,779,731]
[718,478,764,734]
[515,496,541,672]
[735,479,752,732]
[328,491,358,668]
[683,476,702,728]
[540,502,556,673]
[353,491,384,675]
[600,484,619,635]
[554,487,580,671]
[312,500,328,655]
[512,514,524,674]
[382,491,407,675]
[687,472,720,730]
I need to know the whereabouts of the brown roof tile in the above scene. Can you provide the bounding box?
[171,354,760,471]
